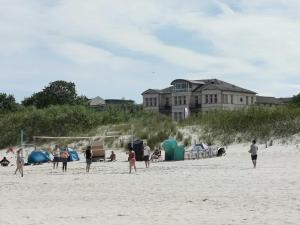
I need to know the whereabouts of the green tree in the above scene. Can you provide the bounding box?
[290,93,300,107]
[0,93,18,112]
[22,80,78,108]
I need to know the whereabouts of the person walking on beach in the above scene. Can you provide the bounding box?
[52,145,60,169]
[249,140,258,168]
[84,145,92,172]
[143,143,151,168]
[60,147,69,172]
[15,148,24,177]
[129,148,137,174]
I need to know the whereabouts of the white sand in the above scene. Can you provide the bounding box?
[1,143,300,225]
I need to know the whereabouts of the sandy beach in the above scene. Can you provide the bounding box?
[1,143,300,225]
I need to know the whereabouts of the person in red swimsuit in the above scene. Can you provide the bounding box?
[129,149,137,174]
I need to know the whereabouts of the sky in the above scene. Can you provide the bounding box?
[0,0,300,103]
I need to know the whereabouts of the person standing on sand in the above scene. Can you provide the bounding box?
[84,145,93,172]
[249,140,258,168]
[15,148,24,177]
[60,147,69,172]
[129,148,137,174]
[143,143,151,168]
[52,145,60,169]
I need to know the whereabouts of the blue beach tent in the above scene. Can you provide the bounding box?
[67,148,80,161]
[28,150,50,164]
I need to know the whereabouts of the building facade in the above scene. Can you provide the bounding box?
[142,79,257,119]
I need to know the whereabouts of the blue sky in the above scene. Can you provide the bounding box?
[0,0,299,103]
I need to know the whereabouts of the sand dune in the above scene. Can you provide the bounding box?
[1,143,300,225]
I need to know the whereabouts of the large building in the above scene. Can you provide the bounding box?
[142,79,257,119]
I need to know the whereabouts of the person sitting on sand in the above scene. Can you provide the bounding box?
[128,148,137,174]
[108,151,116,162]
[151,148,161,161]
[0,157,10,167]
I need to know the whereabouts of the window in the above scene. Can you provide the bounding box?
[231,95,234,104]
[178,96,182,105]
[246,96,249,105]
[154,98,157,106]
[240,97,243,103]
[165,97,169,106]
[222,94,228,104]
[210,95,213,104]
[149,98,153,106]
[145,98,148,106]
[214,94,217,103]
[183,96,186,105]
[205,95,209,104]
[174,96,177,105]
[251,96,254,104]
[195,96,198,105]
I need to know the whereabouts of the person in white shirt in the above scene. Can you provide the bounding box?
[143,143,151,168]
[52,145,60,169]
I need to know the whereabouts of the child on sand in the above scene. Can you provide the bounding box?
[84,145,92,173]
[129,149,137,174]
[15,148,24,177]
[249,140,258,168]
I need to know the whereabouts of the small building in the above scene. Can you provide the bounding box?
[89,96,106,110]
[256,96,290,107]
[89,97,135,110]
[105,99,134,105]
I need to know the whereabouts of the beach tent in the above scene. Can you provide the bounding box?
[129,140,144,161]
[174,145,185,161]
[67,148,80,161]
[162,139,185,161]
[28,150,50,164]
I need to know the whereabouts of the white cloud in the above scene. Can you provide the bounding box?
[0,0,299,102]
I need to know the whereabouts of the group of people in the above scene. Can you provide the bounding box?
[52,145,70,172]
[128,143,162,173]
[0,145,24,177]
[1,140,259,178]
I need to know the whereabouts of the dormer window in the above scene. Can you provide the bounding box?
[174,82,189,92]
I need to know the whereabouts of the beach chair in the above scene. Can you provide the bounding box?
[91,140,105,162]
